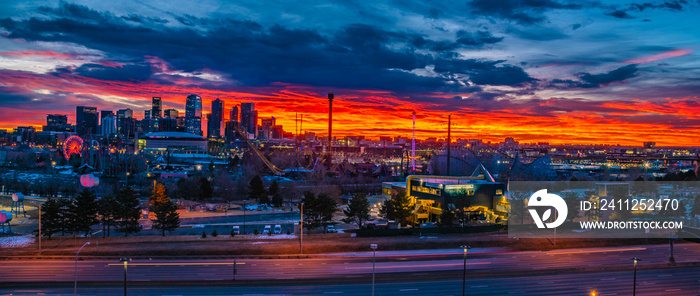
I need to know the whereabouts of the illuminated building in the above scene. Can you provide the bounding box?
[382,165,508,224]
[240,103,257,138]
[152,97,162,118]
[185,94,202,135]
[207,98,224,138]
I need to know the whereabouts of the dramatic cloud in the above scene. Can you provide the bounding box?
[578,65,639,86]
[469,0,582,24]
[0,0,697,146]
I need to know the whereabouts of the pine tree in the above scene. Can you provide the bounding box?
[74,189,98,237]
[269,180,283,207]
[248,175,266,203]
[150,182,180,236]
[380,189,413,226]
[199,177,213,201]
[58,198,76,235]
[40,198,62,239]
[115,186,142,236]
[97,195,119,237]
[343,194,370,228]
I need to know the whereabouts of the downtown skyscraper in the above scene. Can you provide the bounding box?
[185,94,202,135]
[207,98,224,138]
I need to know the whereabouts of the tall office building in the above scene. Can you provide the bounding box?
[185,94,203,135]
[164,109,178,118]
[261,117,276,139]
[100,110,114,121]
[144,110,151,119]
[240,103,258,138]
[101,115,116,136]
[152,97,162,118]
[116,108,134,137]
[207,98,225,138]
[225,106,240,142]
[230,106,238,123]
[46,114,67,127]
[76,106,98,135]
[44,114,71,132]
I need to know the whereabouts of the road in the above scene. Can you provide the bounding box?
[2,267,699,295]
[1,244,698,283]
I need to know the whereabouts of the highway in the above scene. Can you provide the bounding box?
[2,267,699,295]
[1,244,698,283]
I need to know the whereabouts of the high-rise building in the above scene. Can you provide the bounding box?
[100,110,114,121]
[46,114,67,127]
[208,98,225,138]
[76,106,98,135]
[151,97,162,118]
[101,116,116,136]
[116,108,134,137]
[185,94,202,135]
[164,109,178,118]
[240,103,257,138]
[261,117,276,139]
[44,114,71,132]
[144,110,151,119]
[230,106,238,123]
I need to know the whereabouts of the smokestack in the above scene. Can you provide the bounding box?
[327,93,334,169]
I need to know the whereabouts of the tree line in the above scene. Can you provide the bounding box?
[40,183,180,238]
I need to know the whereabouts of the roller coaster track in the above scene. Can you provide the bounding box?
[235,126,285,175]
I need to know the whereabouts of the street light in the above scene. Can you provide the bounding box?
[74,241,90,296]
[370,243,378,296]
[630,257,641,296]
[300,202,304,254]
[120,258,131,296]
[242,199,247,235]
[460,245,471,296]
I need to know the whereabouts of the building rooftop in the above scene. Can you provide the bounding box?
[144,132,206,140]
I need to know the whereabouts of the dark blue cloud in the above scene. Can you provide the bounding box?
[0,2,536,94]
[606,10,636,19]
[579,64,639,85]
[469,0,583,25]
[73,63,152,82]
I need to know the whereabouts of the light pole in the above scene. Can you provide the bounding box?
[371,243,378,296]
[74,241,90,296]
[300,202,304,254]
[460,245,471,296]
[242,199,247,235]
[120,258,131,296]
[630,257,641,296]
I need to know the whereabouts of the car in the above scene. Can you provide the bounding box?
[273,224,282,234]
[420,222,436,228]
[326,225,337,233]
[192,224,205,229]
[232,225,240,235]
[263,225,272,234]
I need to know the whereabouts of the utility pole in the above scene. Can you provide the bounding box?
[447,114,451,176]
[327,93,334,169]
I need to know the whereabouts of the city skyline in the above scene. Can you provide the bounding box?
[0,1,698,146]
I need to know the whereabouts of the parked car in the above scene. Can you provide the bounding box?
[192,224,205,229]
[263,225,272,234]
[326,225,337,233]
[273,224,282,234]
[420,222,436,228]
[232,225,240,235]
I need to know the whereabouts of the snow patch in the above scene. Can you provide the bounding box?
[0,235,34,248]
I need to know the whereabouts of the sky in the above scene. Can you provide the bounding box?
[0,0,698,146]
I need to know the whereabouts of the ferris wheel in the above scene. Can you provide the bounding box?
[63,135,84,158]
